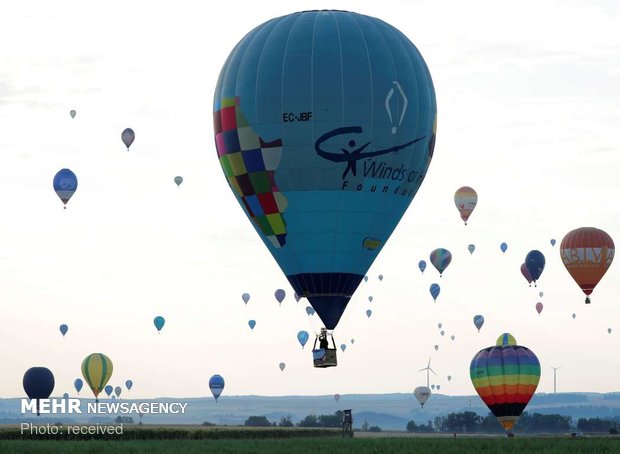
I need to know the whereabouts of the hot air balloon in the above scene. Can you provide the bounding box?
[434,345,439,351]
[368,296,373,303]
[539,291,543,297]
[608,328,612,334]
[294,292,301,302]
[248,319,256,330]
[59,324,68,337]
[429,283,440,302]
[550,239,556,246]
[366,309,372,318]
[447,375,452,381]
[454,186,477,225]
[418,260,427,274]
[378,275,384,282]
[364,276,369,282]
[431,385,436,390]
[125,380,133,391]
[350,338,355,344]
[53,168,78,209]
[468,244,475,255]
[473,315,484,332]
[121,128,135,150]
[214,10,436,348]
[451,335,455,341]
[437,323,443,329]
[115,386,122,398]
[297,330,309,348]
[74,378,83,394]
[535,302,543,315]
[70,110,76,118]
[174,176,183,187]
[414,386,431,407]
[525,250,545,286]
[430,248,452,277]
[340,344,347,352]
[334,393,341,402]
[153,316,165,333]
[63,393,69,399]
[209,374,225,402]
[560,227,615,304]
[23,367,55,416]
[274,289,286,305]
[81,353,113,403]
[470,333,540,435]
[572,313,576,319]
[279,362,286,372]
[500,242,508,254]
[104,385,113,397]
[436,385,441,391]
[242,293,250,304]
[520,263,533,287]
[306,306,315,316]
[440,330,445,336]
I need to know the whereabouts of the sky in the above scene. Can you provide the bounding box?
[1,0,620,401]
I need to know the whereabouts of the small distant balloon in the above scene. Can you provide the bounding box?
[414,386,431,407]
[174,176,183,187]
[242,293,250,304]
[248,319,256,330]
[447,375,452,381]
[378,274,384,282]
[368,296,373,303]
[500,242,508,254]
[350,338,355,344]
[53,168,78,209]
[525,250,545,285]
[430,283,440,302]
[434,345,439,351]
[279,362,286,372]
[451,335,455,341]
[63,392,69,399]
[550,239,556,246]
[364,276,369,282]
[440,330,445,336]
[535,302,543,315]
[121,128,135,150]
[366,309,372,318]
[59,324,68,337]
[608,328,612,334]
[539,291,544,297]
[431,385,436,390]
[305,306,315,316]
[125,380,133,391]
[153,316,165,333]
[104,385,113,397]
[334,393,341,402]
[436,385,441,391]
[430,248,452,277]
[115,386,122,398]
[468,244,475,255]
[294,292,301,302]
[74,378,83,394]
[69,110,76,118]
[274,289,286,304]
[473,315,484,332]
[340,344,347,352]
[454,186,478,225]
[418,260,427,274]
[297,330,309,348]
[572,313,576,319]
[209,374,225,401]
[437,323,442,329]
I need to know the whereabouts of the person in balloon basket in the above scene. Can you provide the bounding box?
[319,329,329,350]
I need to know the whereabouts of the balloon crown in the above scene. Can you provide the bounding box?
[496,333,517,346]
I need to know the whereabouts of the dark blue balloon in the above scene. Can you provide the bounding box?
[430,283,441,301]
[53,168,78,208]
[125,379,133,391]
[209,374,225,401]
[525,250,545,282]
[104,385,113,397]
[74,378,83,393]
[23,367,55,415]
[153,316,165,332]
[59,324,68,336]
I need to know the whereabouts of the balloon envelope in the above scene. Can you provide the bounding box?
[550,239,556,246]
[104,385,113,396]
[340,343,347,352]
[525,250,545,283]
[81,353,113,400]
[294,292,301,302]
[305,306,315,316]
[153,316,165,332]
[470,334,540,432]
[53,168,78,207]
[59,324,68,336]
[368,296,373,303]
[279,362,286,372]
[429,248,452,276]
[378,275,384,282]
[414,386,431,407]
[174,176,183,187]
[429,283,440,302]
[74,378,83,393]
[23,367,55,415]
[535,302,543,314]
[209,374,225,401]
[214,10,437,331]
[248,319,256,330]
[297,330,309,348]
[454,186,477,224]
[121,128,135,149]
[560,227,614,304]
[418,260,427,274]
[274,289,286,304]
[70,110,76,118]
[334,393,341,402]
[468,244,475,254]
[125,380,133,391]
[500,242,508,254]
[366,309,372,318]
[473,315,484,332]
[242,293,250,304]
[115,386,122,398]
[520,263,533,285]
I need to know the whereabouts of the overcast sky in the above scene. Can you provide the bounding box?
[1,0,619,401]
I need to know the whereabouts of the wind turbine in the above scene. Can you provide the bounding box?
[550,366,562,394]
[419,357,437,388]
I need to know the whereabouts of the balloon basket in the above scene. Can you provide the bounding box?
[312,348,338,368]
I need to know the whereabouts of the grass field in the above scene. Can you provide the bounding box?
[2,426,620,453]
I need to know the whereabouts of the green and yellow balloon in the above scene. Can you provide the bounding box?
[81,353,113,402]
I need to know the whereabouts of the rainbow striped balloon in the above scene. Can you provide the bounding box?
[470,333,540,432]
[429,248,452,277]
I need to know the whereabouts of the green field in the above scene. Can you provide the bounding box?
[1,426,620,453]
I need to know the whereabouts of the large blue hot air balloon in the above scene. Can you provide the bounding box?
[153,316,165,333]
[525,250,545,285]
[23,367,55,415]
[74,378,83,394]
[53,168,78,209]
[209,374,225,402]
[297,330,309,349]
[214,10,436,332]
